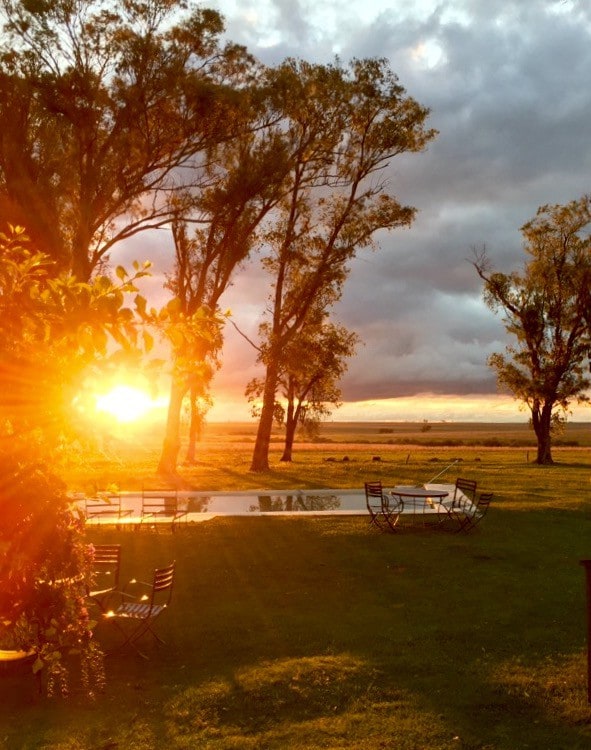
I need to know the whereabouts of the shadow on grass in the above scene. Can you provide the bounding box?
[3,510,591,749]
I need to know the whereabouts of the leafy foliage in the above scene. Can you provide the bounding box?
[249,57,436,470]
[475,196,591,463]
[0,226,152,454]
[0,226,151,695]
[0,0,255,279]
[0,457,104,698]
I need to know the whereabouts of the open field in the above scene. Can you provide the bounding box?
[64,420,591,494]
[3,421,591,749]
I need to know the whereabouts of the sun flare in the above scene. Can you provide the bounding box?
[95,385,159,423]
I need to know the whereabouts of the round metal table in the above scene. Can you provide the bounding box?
[389,485,450,524]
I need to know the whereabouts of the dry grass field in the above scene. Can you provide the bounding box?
[63,419,591,495]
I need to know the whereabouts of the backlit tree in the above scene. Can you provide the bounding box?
[249,57,436,471]
[0,0,255,280]
[475,196,591,464]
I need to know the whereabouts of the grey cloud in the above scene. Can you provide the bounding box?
[196,1,591,406]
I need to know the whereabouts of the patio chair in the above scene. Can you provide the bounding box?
[451,478,477,509]
[452,492,493,533]
[87,544,121,612]
[365,481,403,532]
[103,561,175,658]
[84,493,133,524]
[140,488,188,531]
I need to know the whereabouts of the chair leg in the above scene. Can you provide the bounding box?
[104,617,165,659]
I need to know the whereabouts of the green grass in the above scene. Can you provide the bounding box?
[3,422,591,749]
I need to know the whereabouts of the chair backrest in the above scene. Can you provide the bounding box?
[365,481,383,497]
[90,544,121,590]
[85,494,122,519]
[455,477,477,502]
[365,481,384,507]
[142,488,179,517]
[476,492,493,515]
[149,561,175,609]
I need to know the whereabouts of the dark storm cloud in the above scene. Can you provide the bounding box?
[206,1,591,408]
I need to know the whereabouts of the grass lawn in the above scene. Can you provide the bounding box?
[2,422,591,749]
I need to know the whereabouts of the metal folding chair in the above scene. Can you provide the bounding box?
[452,492,493,533]
[140,488,188,531]
[103,561,175,658]
[452,478,477,508]
[87,544,121,612]
[365,481,403,532]
[85,494,133,524]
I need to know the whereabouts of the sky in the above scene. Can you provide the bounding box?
[132,0,591,423]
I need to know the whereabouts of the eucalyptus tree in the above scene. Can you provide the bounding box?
[475,196,591,464]
[157,126,291,474]
[0,0,256,280]
[248,57,436,472]
[247,310,359,462]
[278,321,359,462]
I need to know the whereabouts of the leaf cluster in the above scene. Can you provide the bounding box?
[0,226,152,454]
[0,0,257,277]
[475,195,591,420]
[0,455,104,698]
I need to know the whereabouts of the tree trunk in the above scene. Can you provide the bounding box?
[71,216,94,281]
[280,398,296,462]
[185,386,202,464]
[158,377,188,475]
[250,359,280,472]
[531,402,554,465]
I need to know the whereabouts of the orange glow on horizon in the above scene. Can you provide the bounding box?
[205,392,590,423]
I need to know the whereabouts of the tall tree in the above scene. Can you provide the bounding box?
[249,57,436,472]
[156,123,290,474]
[0,0,254,280]
[247,313,358,462]
[474,196,591,464]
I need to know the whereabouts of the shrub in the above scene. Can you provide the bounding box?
[0,454,105,697]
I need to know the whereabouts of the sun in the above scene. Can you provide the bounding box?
[95,385,160,423]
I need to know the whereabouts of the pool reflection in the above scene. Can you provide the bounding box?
[187,493,347,514]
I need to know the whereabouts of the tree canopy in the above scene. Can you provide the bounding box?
[0,0,256,279]
[248,57,436,471]
[247,311,359,462]
[475,196,591,464]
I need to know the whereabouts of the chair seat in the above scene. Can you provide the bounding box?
[101,560,175,658]
[114,602,167,620]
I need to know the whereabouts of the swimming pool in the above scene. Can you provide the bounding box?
[82,489,368,519]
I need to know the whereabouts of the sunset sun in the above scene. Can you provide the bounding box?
[95,385,160,423]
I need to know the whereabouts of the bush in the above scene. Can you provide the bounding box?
[0,455,104,697]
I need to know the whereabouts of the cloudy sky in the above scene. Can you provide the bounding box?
[136,0,591,422]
